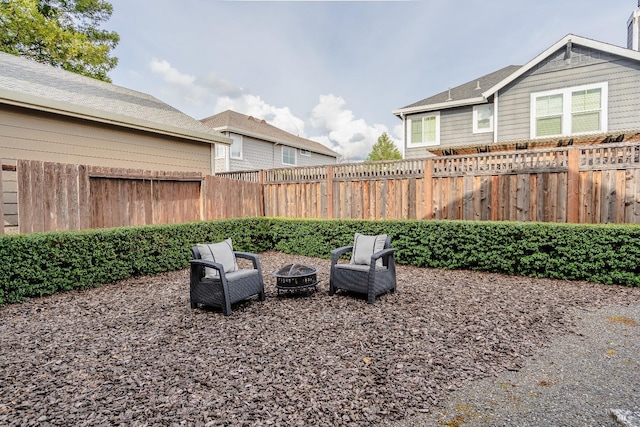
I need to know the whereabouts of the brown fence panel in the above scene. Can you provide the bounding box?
[203,175,263,220]
[89,176,201,229]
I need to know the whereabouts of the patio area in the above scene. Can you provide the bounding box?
[1,251,639,426]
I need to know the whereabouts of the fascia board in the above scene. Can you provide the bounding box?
[214,125,339,158]
[0,89,232,145]
[392,97,487,116]
[482,34,640,98]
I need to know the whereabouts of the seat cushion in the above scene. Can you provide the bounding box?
[350,233,387,266]
[197,239,238,278]
[204,268,258,282]
[335,263,387,273]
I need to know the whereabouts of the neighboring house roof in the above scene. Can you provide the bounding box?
[201,110,340,158]
[0,51,230,145]
[393,34,640,117]
[394,65,521,115]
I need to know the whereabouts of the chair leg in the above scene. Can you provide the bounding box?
[367,294,376,304]
[259,290,266,301]
[329,281,335,296]
[190,301,197,309]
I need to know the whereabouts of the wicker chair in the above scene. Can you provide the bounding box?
[329,234,397,304]
[189,241,265,316]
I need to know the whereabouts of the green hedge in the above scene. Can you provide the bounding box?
[1,218,639,306]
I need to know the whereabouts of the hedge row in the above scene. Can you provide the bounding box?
[1,218,639,305]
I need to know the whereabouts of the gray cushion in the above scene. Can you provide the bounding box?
[335,263,387,272]
[197,239,238,278]
[350,233,387,266]
[204,268,258,282]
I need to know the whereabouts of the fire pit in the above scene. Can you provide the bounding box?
[273,263,318,297]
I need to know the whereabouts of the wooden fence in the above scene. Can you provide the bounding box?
[12,161,263,233]
[3,141,640,233]
[222,141,640,224]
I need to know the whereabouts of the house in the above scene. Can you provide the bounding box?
[393,7,640,157]
[201,110,340,172]
[0,50,231,229]
[0,50,231,172]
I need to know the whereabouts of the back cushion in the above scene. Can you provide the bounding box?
[197,239,238,278]
[350,233,387,266]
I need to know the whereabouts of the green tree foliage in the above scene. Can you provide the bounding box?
[365,132,402,161]
[0,0,119,81]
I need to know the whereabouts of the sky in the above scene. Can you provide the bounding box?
[106,0,636,160]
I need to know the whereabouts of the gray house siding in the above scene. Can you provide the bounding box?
[497,46,640,142]
[214,132,336,172]
[404,105,494,158]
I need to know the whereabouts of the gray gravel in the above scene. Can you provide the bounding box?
[387,304,640,427]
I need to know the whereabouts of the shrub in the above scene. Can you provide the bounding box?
[1,218,638,306]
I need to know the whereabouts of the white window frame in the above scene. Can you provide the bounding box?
[214,143,226,159]
[229,133,243,159]
[407,112,440,147]
[472,105,494,134]
[300,149,311,157]
[282,146,297,166]
[530,82,608,139]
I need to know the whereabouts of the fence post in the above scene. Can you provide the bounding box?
[326,166,334,219]
[423,159,433,219]
[567,147,580,223]
[259,170,265,217]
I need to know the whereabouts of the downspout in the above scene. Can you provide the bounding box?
[493,91,499,144]
[210,144,216,175]
[400,112,406,158]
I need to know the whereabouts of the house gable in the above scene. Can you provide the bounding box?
[396,33,640,157]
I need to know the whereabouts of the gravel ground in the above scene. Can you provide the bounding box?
[386,304,640,427]
[1,251,639,426]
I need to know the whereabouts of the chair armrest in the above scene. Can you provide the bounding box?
[234,251,260,270]
[189,259,225,275]
[331,246,353,265]
[371,247,395,261]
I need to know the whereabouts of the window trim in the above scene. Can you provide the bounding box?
[214,143,226,159]
[407,112,440,147]
[472,104,494,134]
[530,82,608,139]
[229,133,243,160]
[282,146,297,166]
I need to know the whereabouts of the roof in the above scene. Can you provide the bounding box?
[393,34,640,117]
[0,51,231,145]
[393,65,521,115]
[201,110,340,158]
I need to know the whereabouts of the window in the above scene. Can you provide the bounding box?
[300,149,311,157]
[282,146,296,165]
[215,143,226,159]
[407,113,440,146]
[473,105,494,133]
[531,82,607,138]
[229,133,242,159]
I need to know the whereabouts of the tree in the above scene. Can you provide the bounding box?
[0,0,119,82]
[365,132,402,161]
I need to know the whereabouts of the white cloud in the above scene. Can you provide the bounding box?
[147,58,402,161]
[309,94,399,160]
[149,58,195,86]
[215,94,306,137]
